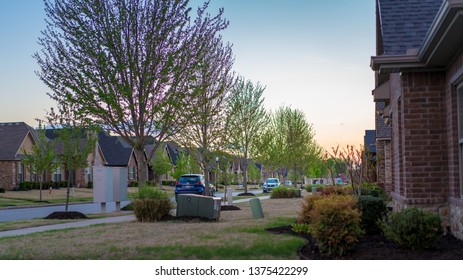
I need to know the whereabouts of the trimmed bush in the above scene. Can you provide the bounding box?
[87,182,93,189]
[0,187,6,193]
[298,194,324,224]
[270,187,298,199]
[309,194,363,256]
[358,195,387,234]
[132,186,172,222]
[381,207,443,250]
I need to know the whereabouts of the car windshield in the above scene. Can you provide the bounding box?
[179,176,200,183]
[267,179,278,184]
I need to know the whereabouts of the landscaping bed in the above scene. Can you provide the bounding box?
[267,225,463,260]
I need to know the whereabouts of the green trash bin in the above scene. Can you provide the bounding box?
[249,198,264,219]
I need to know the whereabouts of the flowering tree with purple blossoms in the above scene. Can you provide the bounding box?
[34,0,230,184]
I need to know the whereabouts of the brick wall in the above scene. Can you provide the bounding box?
[387,71,451,226]
[0,161,16,190]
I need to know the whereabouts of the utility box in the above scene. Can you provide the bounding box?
[197,196,221,220]
[176,194,200,217]
[177,194,221,220]
[93,166,128,211]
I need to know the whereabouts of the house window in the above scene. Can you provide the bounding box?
[457,85,463,198]
[53,166,62,182]
[129,166,137,180]
[85,167,92,182]
[18,163,24,183]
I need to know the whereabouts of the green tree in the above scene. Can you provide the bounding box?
[225,77,268,194]
[273,106,319,188]
[171,152,200,180]
[150,146,173,186]
[35,0,230,185]
[56,125,98,212]
[21,121,59,201]
[247,162,261,185]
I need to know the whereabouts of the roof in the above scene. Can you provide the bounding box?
[378,0,443,55]
[0,122,35,160]
[98,131,133,166]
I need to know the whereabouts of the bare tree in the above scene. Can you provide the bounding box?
[35,0,230,185]
[174,32,235,195]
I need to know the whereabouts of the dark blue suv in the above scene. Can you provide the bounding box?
[175,174,214,200]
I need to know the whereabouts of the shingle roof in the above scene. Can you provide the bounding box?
[98,131,133,166]
[0,122,35,160]
[378,0,443,55]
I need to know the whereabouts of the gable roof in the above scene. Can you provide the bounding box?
[0,122,36,160]
[377,0,443,56]
[98,131,133,166]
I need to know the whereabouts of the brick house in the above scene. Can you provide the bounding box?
[0,122,37,190]
[371,0,463,239]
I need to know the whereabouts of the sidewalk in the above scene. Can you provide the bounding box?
[0,196,270,238]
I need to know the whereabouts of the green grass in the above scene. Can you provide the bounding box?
[0,196,92,208]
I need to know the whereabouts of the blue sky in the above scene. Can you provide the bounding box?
[0,0,376,151]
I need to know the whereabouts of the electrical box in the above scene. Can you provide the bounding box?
[176,194,221,220]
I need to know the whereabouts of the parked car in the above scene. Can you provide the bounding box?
[284,180,292,186]
[175,174,214,200]
[263,178,280,193]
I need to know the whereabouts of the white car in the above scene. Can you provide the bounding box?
[263,178,280,192]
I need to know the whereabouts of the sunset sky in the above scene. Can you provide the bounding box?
[0,0,376,151]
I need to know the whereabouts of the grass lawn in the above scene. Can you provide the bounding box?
[0,198,306,259]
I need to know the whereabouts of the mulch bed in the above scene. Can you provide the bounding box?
[237,193,256,196]
[45,211,89,220]
[266,225,463,260]
[221,205,241,211]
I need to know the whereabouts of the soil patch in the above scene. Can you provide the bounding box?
[45,211,89,220]
[221,205,241,211]
[160,215,216,222]
[237,193,255,196]
[266,225,463,260]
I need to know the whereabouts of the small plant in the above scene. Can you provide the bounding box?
[309,194,363,256]
[131,186,172,222]
[270,187,298,199]
[381,207,443,250]
[291,223,311,234]
[358,195,387,234]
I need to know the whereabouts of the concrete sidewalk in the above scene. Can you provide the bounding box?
[0,196,270,238]
[0,214,136,238]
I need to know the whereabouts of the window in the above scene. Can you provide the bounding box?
[85,167,92,182]
[129,166,137,180]
[18,163,24,183]
[53,166,62,182]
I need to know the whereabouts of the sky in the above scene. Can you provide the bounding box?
[0,0,376,151]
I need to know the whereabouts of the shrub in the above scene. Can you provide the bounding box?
[128,181,139,188]
[381,207,443,250]
[298,194,324,224]
[270,187,298,199]
[0,187,6,193]
[309,194,363,256]
[132,186,172,222]
[358,195,387,234]
[87,182,93,189]
[318,185,352,196]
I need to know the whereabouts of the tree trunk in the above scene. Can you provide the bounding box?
[39,173,43,202]
[242,161,248,194]
[65,169,72,212]
[134,148,148,187]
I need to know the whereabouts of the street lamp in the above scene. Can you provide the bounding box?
[215,156,219,192]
